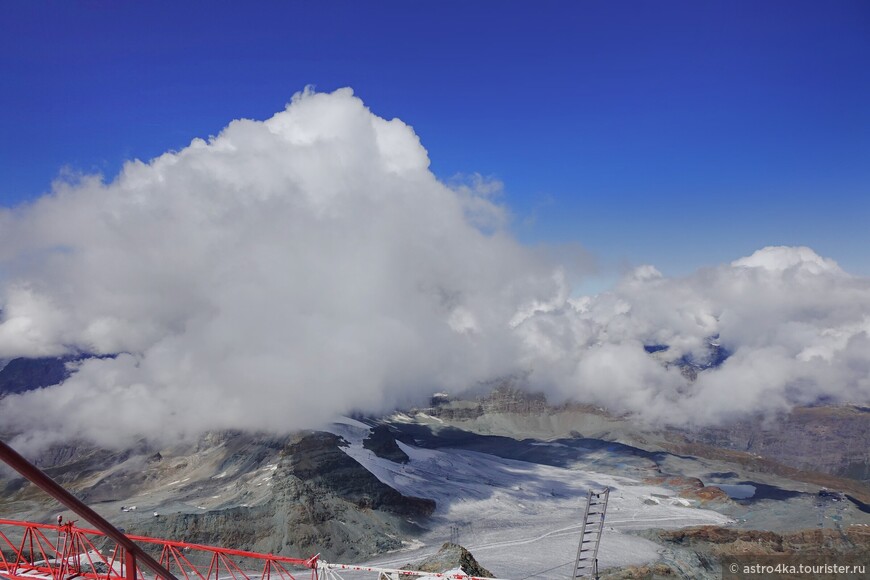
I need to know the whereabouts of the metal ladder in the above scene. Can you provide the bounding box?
[571,488,610,579]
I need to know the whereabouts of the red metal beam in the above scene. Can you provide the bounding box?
[0,519,317,580]
[0,519,314,568]
[0,439,179,580]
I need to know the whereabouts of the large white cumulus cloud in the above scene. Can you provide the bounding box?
[0,88,868,450]
[0,88,563,448]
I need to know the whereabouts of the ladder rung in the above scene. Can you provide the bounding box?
[576,488,608,579]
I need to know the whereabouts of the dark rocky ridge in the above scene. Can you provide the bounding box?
[362,425,409,464]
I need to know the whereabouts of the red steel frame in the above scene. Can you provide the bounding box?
[0,440,317,580]
[0,519,317,580]
[0,440,174,580]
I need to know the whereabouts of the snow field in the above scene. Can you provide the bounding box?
[326,420,731,579]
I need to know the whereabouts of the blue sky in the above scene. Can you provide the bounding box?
[2,0,868,282]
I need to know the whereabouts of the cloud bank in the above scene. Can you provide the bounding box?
[521,247,870,425]
[0,88,868,449]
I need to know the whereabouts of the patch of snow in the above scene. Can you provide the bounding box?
[413,412,444,423]
[333,416,373,430]
[389,413,415,423]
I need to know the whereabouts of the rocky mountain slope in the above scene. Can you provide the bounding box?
[0,430,433,561]
[675,405,870,482]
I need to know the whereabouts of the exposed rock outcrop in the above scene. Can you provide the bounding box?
[282,432,433,516]
[657,524,870,556]
[407,542,494,577]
